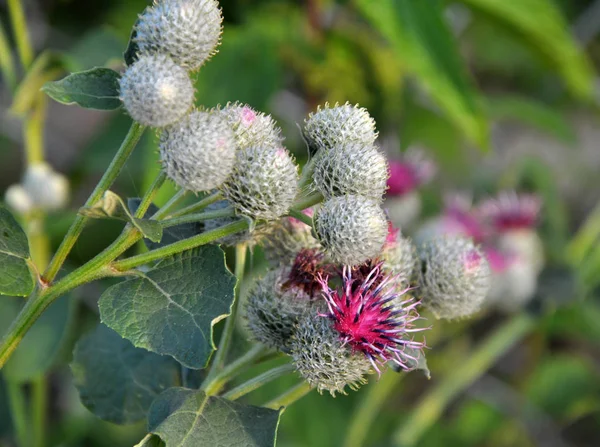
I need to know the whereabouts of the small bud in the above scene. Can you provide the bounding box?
[160,110,236,192]
[218,102,284,150]
[120,53,194,127]
[382,224,417,283]
[318,265,426,374]
[304,103,377,152]
[312,143,388,201]
[290,314,372,396]
[313,195,388,265]
[245,270,315,352]
[261,210,321,266]
[417,237,491,320]
[4,185,33,215]
[22,163,69,211]
[220,146,299,221]
[135,0,223,71]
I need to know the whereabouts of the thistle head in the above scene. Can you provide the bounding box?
[220,146,299,221]
[290,314,373,396]
[159,110,236,192]
[317,264,425,374]
[418,237,491,320]
[381,223,417,283]
[245,270,314,352]
[281,248,333,298]
[386,148,436,197]
[218,102,284,150]
[303,103,377,152]
[478,191,541,233]
[135,0,223,71]
[313,195,388,265]
[312,143,388,201]
[119,53,194,127]
[261,210,320,266]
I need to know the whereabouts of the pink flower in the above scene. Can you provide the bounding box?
[240,106,257,127]
[386,149,436,197]
[478,192,541,232]
[317,264,426,374]
[442,194,486,243]
[282,249,332,298]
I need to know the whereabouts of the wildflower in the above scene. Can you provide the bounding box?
[317,264,425,374]
[218,102,284,150]
[282,248,332,298]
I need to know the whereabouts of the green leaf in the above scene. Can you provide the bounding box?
[99,246,236,369]
[1,295,73,383]
[486,95,576,144]
[0,207,35,296]
[71,324,180,424]
[458,0,595,100]
[80,191,163,242]
[148,388,282,447]
[135,435,166,447]
[42,67,122,110]
[354,0,489,149]
[70,27,127,70]
[128,199,202,250]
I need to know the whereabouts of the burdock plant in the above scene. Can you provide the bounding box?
[0,1,509,445]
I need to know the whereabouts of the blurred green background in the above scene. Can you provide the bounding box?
[2,0,600,446]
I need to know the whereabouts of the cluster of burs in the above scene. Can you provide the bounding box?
[120,0,492,395]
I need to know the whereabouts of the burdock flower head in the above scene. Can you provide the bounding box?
[478,191,541,233]
[218,102,284,150]
[282,248,332,298]
[381,223,417,284]
[386,148,436,198]
[418,237,491,320]
[318,264,426,374]
[303,102,377,152]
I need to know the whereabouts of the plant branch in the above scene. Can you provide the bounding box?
[161,207,235,228]
[0,20,17,93]
[222,363,296,401]
[134,171,167,219]
[265,381,313,410]
[167,191,223,218]
[393,312,536,447]
[288,208,313,227]
[43,122,146,282]
[7,0,33,69]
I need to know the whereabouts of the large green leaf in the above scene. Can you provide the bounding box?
[99,246,236,369]
[80,191,163,242]
[0,207,35,296]
[71,324,180,424]
[458,0,595,100]
[148,388,282,447]
[42,67,122,110]
[1,295,73,383]
[354,0,489,148]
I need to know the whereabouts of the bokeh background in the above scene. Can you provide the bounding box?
[1,0,600,446]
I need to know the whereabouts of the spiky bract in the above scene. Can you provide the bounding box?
[219,102,284,150]
[382,225,417,284]
[120,53,194,127]
[261,212,321,266]
[313,195,387,265]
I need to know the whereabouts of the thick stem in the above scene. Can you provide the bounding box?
[134,171,167,219]
[393,313,536,447]
[206,244,248,379]
[43,122,145,282]
[0,21,17,93]
[7,0,33,69]
[167,191,223,219]
[112,220,249,271]
[266,382,313,409]
[202,345,269,396]
[161,207,235,228]
[344,371,405,447]
[6,381,29,447]
[222,363,296,401]
[24,97,46,164]
[31,374,47,447]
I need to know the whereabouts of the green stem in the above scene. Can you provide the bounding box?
[161,207,235,228]
[112,220,249,271]
[206,244,248,379]
[167,191,223,218]
[288,208,313,227]
[43,122,146,282]
[0,20,17,93]
[24,97,46,164]
[202,345,268,396]
[344,371,405,447]
[266,381,313,409]
[7,0,33,70]
[151,189,187,219]
[393,313,536,447]
[292,191,323,211]
[298,156,317,190]
[6,381,29,447]
[31,374,47,447]
[222,363,296,401]
[134,172,167,219]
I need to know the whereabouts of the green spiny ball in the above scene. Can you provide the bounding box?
[218,102,284,150]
